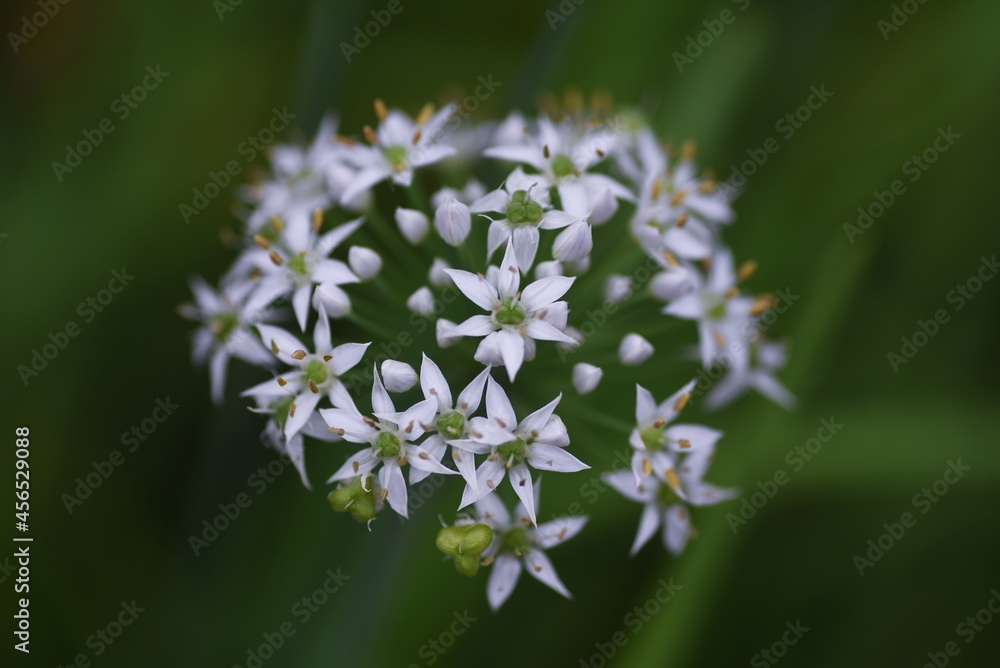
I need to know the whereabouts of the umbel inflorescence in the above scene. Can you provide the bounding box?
[181,95,794,611]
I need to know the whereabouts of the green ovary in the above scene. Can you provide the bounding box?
[376,431,401,459]
[436,412,466,439]
[551,154,576,178]
[495,296,526,326]
[497,437,526,462]
[304,359,328,385]
[209,312,239,341]
[507,190,543,224]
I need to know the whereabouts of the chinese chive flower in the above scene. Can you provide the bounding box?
[183,95,795,612]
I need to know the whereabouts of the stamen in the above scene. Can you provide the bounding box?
[291,350,307,360]
[268,251,283,266]
[362,125,377,144]
[253,234,270,249]
[373,98,387,121]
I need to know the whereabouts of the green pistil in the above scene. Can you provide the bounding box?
[497,437,526,462]
[288,255,309,277]
[640,427,665,451]
[376,431,401,459]
[384,145,408,170]
[507,190,543,224]
[304,359,328,385]
[209,312,238,341]
[495,296,525,326]
[551,154,576,178]
[707,299,727,320]
[501,526,531,552]
[436,412,466,439]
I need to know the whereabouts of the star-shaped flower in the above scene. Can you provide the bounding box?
[445,239,577,381]
[321,366,458,518]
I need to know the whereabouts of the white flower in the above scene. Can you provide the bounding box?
[240,214,363,331]
[534,260,563,279]
[551,219,593,263]
[445,239,577,381]
[469,167,577,270]
[415,355,492,493]
[432,179,487,208]
[321,366,458,518]
[256,410,340,491]
[381,360,418,393]
[434,197,472,246]
[348,246,381,280]
[395,207,430,245]
[470,484,587,610]
[339,102,457,204]
[619,333,654,366]
[180,276,276,404]
[628,381,722,491]
[242,307,369,440]
[406,286,436,317]
[662,249,753,370]
[484,115,633,219]
[572,363,603,394]
[436,318,461,348]
[603,464,736,556]
[650,264,694,302]
[428,258,452,287]
[604,274,633,303]
[703,339,797,411]
[450,376,588,524]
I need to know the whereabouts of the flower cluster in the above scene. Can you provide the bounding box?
[182,96,793,610]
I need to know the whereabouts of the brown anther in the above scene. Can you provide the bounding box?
[738,260,758,282]
[666,469,681,490]
[268,251,283,266]
[271,216,284,232]
[698,180,716,194]
[480,556,494,567]
[724,287,740,299]
[652,418,665,429]
[312,209,323,231]
[521,517,533,526]
[289,403,297,418]
[362,125,377,145]
[673,393,690,412]
[330,427,345,435]
[533,565,543,573]
[670,190,687,207]
[681,140,697,162]
[675,213,689,228]
[411,128,422,145]
[652,179,663,201]
[750,295,775,317]
[380,488,389,502]
[270,339,279,355]
[486,479,496,489]
[277,377,287,387]
[253,234,270,249]
[291,350,307,360]
[662,251,679,266]
[373,98,388,121]
[249,268,261,281]
[678,439,691,449]
[308,380,319,394]
[543,144,551,159]
[415,103,434,126]
[642,459,652,476]
[595,149,605,158]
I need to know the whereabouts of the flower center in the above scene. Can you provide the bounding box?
[506,190,544,224]
[288,255,310,277]
[497,437,526,462]
[384,145,408,170]
[640,426,665,451]
[551,153,576,178]
[657,481,682,506]
[495,296,526,326]
[304,359,328,385]
[501,526,531,552]
[209,312,239,341]
[706,296,727,320]
[436,411,466,439]
[376,431,401,459]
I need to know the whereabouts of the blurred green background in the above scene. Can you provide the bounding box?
[3,0,999,666]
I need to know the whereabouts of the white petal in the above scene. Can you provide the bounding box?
[523,548,571,598]
[371,365,395,414]
[484,376,517,430]
[664,505,691,555]
[509,463,536,525]
[348,246,382,280]
[329,342,371,376]
[519,275,575,311]
[456,366,491,416]
[394,207,429,245]
[635,385,658,424]
[497,240,521,297]
[407,444,457,475]
[444,269,498,311]
[619,333,654,366]
[572,363,603,394]
[511,225,540,273]
[517,394,561,436]
[497,328,526,381]
[434,198,472,246]
[523,318,577,345]
[284,390,321,440]
[256,324,306,361]
[209,349,230,404]
[326,449,377,482]
[527,443,588,473]
[631,504,662,556]
[382,462,409,518]
[487,553,523,611]
[381,360,418,393]
[535,516,587,549]
[419,353,453,407]
[451,314,497,337]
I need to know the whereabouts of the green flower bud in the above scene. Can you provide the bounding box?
[328,477,378,523]
[436,523,495,577]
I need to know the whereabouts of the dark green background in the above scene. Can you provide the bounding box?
[3,0,999,666]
